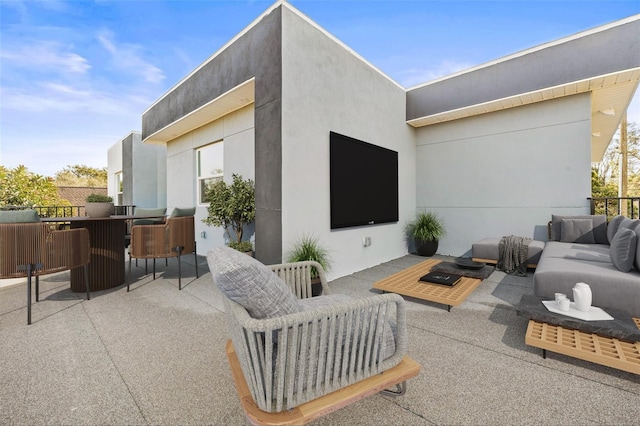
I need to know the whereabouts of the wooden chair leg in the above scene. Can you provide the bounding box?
[152,258,156,280]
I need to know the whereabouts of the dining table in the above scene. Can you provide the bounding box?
[42,215,165,293]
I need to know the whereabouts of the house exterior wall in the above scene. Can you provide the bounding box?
[415,93,592,256]
[107,131,167,209]
[142,6,282,264]
[407,18,640,120]
[165,104,255,256]
[131,132,167,208]
[281,8,416,279]
[107,140,123,203]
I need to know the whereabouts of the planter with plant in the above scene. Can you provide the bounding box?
[405,211,445,257]
[85,193,114,218]
[203,174,255,254]
[286,234,331,296]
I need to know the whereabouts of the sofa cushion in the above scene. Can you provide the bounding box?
[207,246,300,319]
[534,250,640,317]
[0,209,41,223]
[550,215,607,244]
[607,215,625,244]
[609,228,637,272]
[560,218,595,244]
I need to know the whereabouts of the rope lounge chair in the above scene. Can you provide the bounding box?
[208,246,420,425]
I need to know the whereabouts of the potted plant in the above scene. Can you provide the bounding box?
[286,234,331,296]
[405,211,445,257]
[203,174,255,254]
[84,193,114,218]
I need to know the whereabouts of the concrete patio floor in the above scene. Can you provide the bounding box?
[1,253,638,425]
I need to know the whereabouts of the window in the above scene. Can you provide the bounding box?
[115,172,123,205]
[197,141,224,204]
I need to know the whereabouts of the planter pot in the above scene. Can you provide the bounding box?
[415,239,438,257]
[85,202,114,218]
[311,277,323,297]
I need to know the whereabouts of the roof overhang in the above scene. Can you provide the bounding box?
[143,78,255,145]
[407,68,640,162]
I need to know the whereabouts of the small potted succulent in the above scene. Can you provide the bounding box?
[85,193,114,218]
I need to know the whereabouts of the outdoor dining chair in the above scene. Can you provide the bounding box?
[208,246,420,425]
[0,210,91,325]
[128,208,198,290]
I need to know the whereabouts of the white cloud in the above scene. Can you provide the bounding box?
[0,41,91,74]
[97,30,165,84]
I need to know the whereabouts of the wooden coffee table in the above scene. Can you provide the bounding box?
[373,259,483,311]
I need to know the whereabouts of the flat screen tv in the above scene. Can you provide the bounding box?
[330,131,399,229]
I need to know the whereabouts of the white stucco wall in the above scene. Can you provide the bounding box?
[132,132,167,209]
[415,93,593,256]
[165,103,255,256]
[281,8,416,280]
[107,140,123,202]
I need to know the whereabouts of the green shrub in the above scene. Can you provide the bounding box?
[86,193,113,203]
[286,234,331,277]
[404,211,445,241]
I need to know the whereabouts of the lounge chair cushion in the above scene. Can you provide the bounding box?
[607,215,625,244]
[0,210,41,223]
[208,246,300,319]
[133,207,166,225]
[170,207,196,217]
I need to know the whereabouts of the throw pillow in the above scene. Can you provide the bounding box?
[0,209,41,223]
[634,224,640,272]
[170,207,196,217]
[551,215,608,244]
[560,218,595,244]
[610,228,637,272]
[207,246,300,319]
[606,215,625,244]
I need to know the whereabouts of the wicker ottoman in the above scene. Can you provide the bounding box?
[472,237,545,268]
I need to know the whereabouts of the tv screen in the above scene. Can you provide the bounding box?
[330,131,399,229]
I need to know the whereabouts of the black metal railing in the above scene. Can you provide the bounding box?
[588,197,640,219]
[0,205,135,217]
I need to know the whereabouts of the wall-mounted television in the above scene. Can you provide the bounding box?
[330,131,399,229]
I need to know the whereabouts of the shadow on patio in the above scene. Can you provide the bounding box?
[1,253,638,425]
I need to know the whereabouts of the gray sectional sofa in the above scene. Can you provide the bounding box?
[533,214,640,318]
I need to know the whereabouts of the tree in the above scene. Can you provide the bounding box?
[202,174,255,251]
[0,165,67,207]
[55,165,107,187]
[593,121,640,196]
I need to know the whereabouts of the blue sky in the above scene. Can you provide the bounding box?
[1,0,639,177]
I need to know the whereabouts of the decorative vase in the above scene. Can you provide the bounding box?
[415,239,438,257]
[572,282,592,312]
[85,202,114,218]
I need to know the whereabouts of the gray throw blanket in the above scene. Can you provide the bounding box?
[497,235,531,276]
